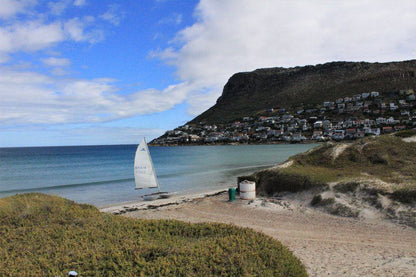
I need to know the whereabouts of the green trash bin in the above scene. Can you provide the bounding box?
[228,187,236,202]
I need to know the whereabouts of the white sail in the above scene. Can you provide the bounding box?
[134,138,159,190]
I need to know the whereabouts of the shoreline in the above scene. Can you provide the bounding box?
[106,191,416,277]
[99,188,229,214]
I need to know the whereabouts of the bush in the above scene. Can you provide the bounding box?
[311,194,322,206]
[394,129,416,138]
[390,188,416,204]
[254,170,325,196]
[328,203,359,217]
[333,182,360,193]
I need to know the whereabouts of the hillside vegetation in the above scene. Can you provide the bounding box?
[0,193,307,276]
[193,60,416,123]
[246,134,416,226]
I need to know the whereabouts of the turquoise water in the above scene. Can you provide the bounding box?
[0,144,317,207]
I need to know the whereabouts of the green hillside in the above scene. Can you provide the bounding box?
[0,193,307,276]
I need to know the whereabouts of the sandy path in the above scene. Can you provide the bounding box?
[123,193,416,277]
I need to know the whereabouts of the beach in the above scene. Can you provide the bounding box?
[101,190,416,277]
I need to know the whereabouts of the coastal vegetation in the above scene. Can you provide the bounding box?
[247,134,416,226]
[0,193,307,276]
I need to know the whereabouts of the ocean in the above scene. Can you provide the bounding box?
[0,144,317,207]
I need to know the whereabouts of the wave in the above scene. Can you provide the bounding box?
[0,178,134,194]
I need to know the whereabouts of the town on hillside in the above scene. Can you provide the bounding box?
[151,89,416,145]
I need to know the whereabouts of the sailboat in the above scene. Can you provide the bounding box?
[134,138,174,201]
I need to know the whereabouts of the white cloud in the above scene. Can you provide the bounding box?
[158,13,182,26]
[154,0,416,116]
[0,68,189,125]
[48,0,72,15]
[42,57,71,67]
[63,17,104,43]
[73,0,86,7]
[100,5,122,26]
[0,0,35,19]
[0,21,65,53]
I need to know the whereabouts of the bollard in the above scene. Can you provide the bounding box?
[228,187,236,201]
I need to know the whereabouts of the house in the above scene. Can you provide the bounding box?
[355,130,365,139]
[268,130,283,137]
[291,133,306,142]
[389,103,398,111]
[353,94,361,101]
[386,117,400,125]
[376,117,387,125]
[371,91,380,97]
[394,125,406,131]
[312,130,323,139]
[408,94,416,101]
[332,130,345,141]
[364,127,380,136]
[323,101,334,107]
[382,126,393,133]
[322,120,332,130]
[362,92,370,99]
[189,135,201,142]
[401,110,410,116]
[313,121,323,129]
[345,128,357,139]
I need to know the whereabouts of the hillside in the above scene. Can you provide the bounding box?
[246,133,416,227]
[0,193,307,276]
[192,60,416,124]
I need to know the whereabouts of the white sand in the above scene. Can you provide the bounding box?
[102,191,416,277]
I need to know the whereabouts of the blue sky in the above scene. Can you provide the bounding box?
[1,0,416,147]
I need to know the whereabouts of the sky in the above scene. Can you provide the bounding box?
[1,0,416,147]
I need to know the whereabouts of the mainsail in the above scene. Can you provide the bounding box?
[134,138,159,190]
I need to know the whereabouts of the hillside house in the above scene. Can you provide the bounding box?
[382,126,393,133]
[376,117,387,125]
[332,130,345,140]
[389,103,398,111]
[371,91,380,97]
[313,121,323,129]
[362,92,370,99]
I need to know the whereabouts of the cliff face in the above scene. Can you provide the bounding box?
[191,60,416,124]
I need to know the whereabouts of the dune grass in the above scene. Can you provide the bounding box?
[249,135,416,203]
[0,193,307,276]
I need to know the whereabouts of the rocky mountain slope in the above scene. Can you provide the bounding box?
[192,60,416,124]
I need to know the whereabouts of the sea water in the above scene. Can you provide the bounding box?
[0,144,317,207]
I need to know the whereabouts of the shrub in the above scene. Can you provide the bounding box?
[254,169,325,196]
[328,203,359,217]
[311,194,322,206]
[390,188,416,204]
[394,129,416,138]
[333,182,360,193]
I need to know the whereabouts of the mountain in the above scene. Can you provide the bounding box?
[191,60,416,124]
